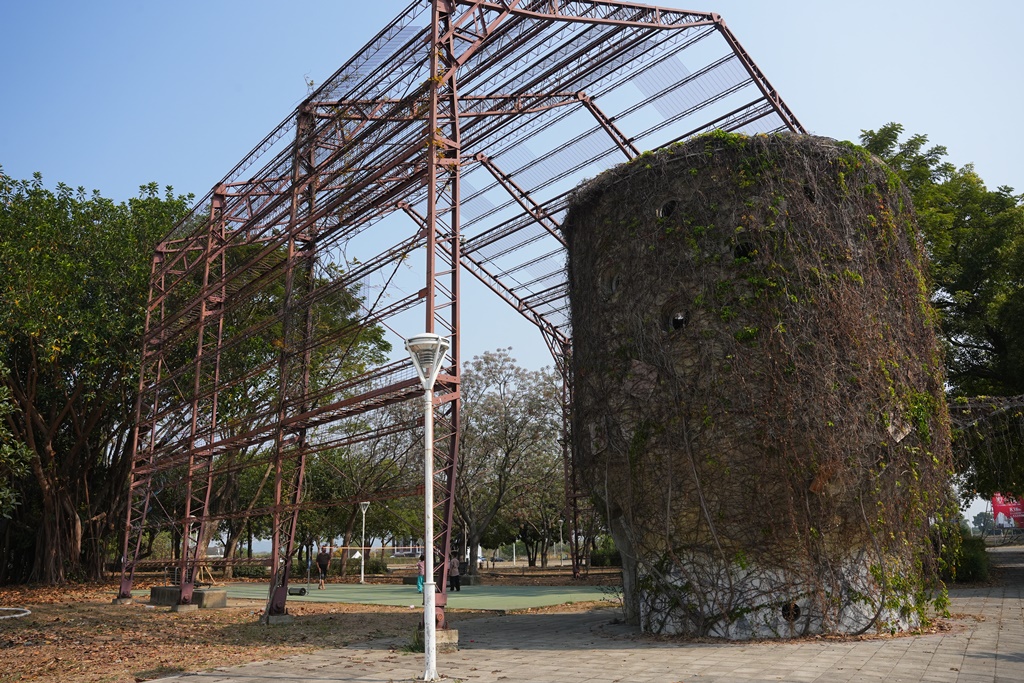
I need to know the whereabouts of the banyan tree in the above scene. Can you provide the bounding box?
[563,132,953,638]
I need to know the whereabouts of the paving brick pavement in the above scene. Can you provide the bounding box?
[163,546,1024,683]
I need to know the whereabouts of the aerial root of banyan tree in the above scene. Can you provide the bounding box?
[563,132,954,639]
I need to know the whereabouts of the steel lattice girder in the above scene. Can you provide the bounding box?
[118,0,805,615]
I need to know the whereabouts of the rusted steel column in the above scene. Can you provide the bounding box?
[182,188,229,604]
[424,0,464,630]
[560,346,585,579]
[117,249,165,600]
[264,108,318,620]
[174,198,223,607]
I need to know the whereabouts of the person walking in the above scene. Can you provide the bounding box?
[416,554,425,593]
[448,552,461,592]
[316,545,332,590]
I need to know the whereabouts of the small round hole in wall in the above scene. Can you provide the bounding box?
[657,200,678,219]
[734,242,755,260]
[662,298,692,333]
[781,602,801,622]
[803,182,816,203]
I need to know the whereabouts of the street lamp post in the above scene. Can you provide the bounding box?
[359,501,370,584]
[559,519,564,567]
[405,333,450,682]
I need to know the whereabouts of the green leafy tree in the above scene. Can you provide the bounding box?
[0,169,192,583]
[506,446,562,567]
[860,124,1024,501]
[0,367,30,520]
[860,123,1024,395]
[454,349,561,574]
[972,510,994,534]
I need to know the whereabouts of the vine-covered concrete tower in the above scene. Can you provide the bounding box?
[564,133,952,638]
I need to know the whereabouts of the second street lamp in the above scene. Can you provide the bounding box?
[359,501,370,584]
[405,332,450,682]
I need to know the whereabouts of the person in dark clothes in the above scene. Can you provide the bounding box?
[316,545,332,589]
[448,552,461,592]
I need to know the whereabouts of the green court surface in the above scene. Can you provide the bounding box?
[177,582,617,611]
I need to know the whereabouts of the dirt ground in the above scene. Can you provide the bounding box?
[0,569,619,683]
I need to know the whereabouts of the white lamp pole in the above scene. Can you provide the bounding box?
[559,519,564,567]
[405,333,450,682]
[359,501,370,584]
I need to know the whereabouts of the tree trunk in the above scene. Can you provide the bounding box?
[30,481,83,584]
[0,520,11,584]
[525,539,538,567]
[223,522,244,579]
[340,512,357,576]
[82,513,109,579]
[467,530,482,576]
[196,519,218,560]
[340,529,352,576]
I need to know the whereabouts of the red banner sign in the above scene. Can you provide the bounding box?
[992,492,1024,528]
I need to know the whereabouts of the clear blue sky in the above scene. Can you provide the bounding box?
[3,1,1020,208]
[3,0,1020,369]
[2,1,1015,516]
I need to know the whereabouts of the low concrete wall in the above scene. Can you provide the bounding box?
[150,586,228,609]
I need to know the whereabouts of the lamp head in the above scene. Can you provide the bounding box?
[405,333,451,390]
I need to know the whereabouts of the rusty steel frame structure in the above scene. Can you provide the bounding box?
[117,0,805,621]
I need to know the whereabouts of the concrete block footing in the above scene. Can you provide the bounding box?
[413,628,460,653]
[437,628,460,653]
[150,586,178,606]
[170,603,198,613]
[261,614,295,626]
[150,586,228,609]
[196,589,228,608]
